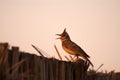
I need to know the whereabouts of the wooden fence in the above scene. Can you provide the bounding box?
[0,43,120,80]
[0,43,89,80]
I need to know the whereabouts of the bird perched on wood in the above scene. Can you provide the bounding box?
[56,28,93,67]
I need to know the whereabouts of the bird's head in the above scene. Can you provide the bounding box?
[56,28,70,41]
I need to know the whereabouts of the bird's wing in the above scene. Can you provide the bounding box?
[68,41,90,58]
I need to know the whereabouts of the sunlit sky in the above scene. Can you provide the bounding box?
[0,0,120,72]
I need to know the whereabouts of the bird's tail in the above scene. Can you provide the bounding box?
[85,58,94,67]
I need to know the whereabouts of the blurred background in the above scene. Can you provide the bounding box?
[0,0,120,72]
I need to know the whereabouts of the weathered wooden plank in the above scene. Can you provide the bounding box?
[65,62,73,80]
[40,57,46,80]
[0,43,9,64]
[0,43,9,80]
[11,47,20,79]
[59,61,65,80]
[53,59,59,80]
[34,55,38,80]
[45,58,49,80]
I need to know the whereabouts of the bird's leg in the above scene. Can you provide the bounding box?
[73,55,79,62]
[71,55,80,62]
[76,55,79,59]
[71,55,76,62]
[72,56,76,60]
[75,54,79,60]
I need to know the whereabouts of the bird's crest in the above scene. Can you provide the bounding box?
[63,28,66,33]
[56,28,70,41]
[61,28,67,36]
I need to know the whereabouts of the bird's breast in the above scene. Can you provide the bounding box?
[62,45,76,55]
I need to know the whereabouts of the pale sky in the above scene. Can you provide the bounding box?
[0,0,120,72]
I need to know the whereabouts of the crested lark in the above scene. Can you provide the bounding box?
[56,28,93,67]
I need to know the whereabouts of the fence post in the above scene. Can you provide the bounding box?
[11,47,20,79]
[0,43,9,80]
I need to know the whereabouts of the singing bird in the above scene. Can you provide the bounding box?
[56,28,93,67]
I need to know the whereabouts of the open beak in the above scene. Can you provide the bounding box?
[56,34,61,39]
[56,34,61,36]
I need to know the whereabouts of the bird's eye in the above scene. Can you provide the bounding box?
[63,34,66,36]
